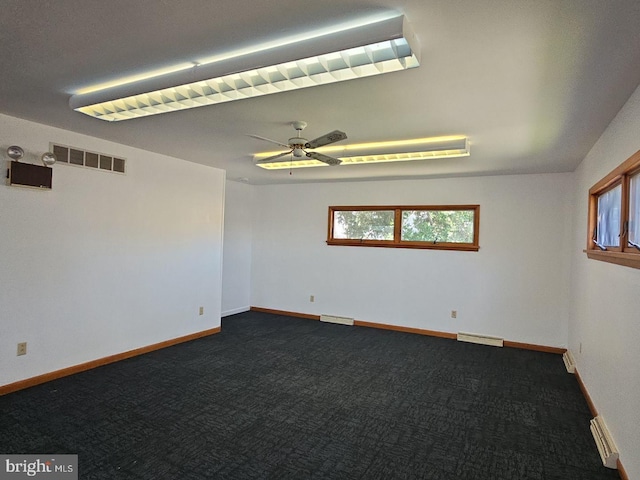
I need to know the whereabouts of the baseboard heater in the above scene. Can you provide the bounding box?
[562,350,576,373]
[457,331,503,347]
[320,314,354,326]
[590,416,619,469]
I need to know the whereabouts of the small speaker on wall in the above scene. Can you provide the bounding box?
[8,161,52,189]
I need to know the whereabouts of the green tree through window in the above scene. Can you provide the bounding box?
[401,210,474,243]
[334,210,394,240]
[328,205,480,251]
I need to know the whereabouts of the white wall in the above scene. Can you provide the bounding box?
[0,113,226,387]
[568,85,640,479]
[251,173,573,347]
[221,180,254,316]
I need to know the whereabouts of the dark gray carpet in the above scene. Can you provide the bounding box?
[0,311,619,479]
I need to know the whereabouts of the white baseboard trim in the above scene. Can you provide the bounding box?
[222,306,251,317]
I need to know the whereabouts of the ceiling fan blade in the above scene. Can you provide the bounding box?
[306,151,342,166]
[305,130,347,149]
[247,134,290,149]
[256,150,292,163]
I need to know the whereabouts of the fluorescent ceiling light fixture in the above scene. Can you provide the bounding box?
[69,15,420,122]
[253,135,467,159]
[255,136,470,170]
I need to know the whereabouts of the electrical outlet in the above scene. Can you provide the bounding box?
[17,342,27,356]
[199,306,204,316]
[450,310,457,319]
[310,295,315,303]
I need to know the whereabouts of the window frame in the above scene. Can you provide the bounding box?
[586,149,640,269]
[327,204,480,251]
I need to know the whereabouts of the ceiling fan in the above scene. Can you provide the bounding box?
[248,121,347,166]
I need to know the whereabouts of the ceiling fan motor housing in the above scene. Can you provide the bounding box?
[252,121,346,166]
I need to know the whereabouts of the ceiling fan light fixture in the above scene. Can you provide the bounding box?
[69,15,419,122]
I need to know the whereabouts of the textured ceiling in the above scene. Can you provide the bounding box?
[1,0,640,184]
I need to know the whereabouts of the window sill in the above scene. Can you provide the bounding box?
[327,240,479,251]
[584,250,640,269]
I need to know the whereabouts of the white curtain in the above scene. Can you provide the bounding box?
[630,173,640,245]
[597,185,621,247]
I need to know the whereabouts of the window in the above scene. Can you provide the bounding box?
[586,149,640,269]
[328,205,480,251]
[332,210,395,241]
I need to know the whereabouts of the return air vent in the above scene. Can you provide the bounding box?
[51,143,126,174]
[320,314,354,326]
[457,331,504,347]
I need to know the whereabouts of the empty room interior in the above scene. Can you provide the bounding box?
[1,1,639,479]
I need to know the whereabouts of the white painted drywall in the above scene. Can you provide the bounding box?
[0,113,225,387]
[568,84,640,480]
[250,172,573,348]
[221,180,254,316]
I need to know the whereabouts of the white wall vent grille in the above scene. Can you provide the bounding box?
[562,350,576,373]
[590,416,619,469]
[320,314,354,326]
[51,143,126,174]
[457,331,504,347]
